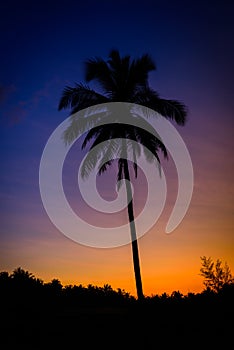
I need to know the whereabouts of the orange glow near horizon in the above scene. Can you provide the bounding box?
[2,200,233,297]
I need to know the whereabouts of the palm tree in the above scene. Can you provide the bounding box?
[58,50,187,300]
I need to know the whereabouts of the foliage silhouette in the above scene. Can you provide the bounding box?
[200,256,234,292]
[0,265,233,348]
[58,50,188,299]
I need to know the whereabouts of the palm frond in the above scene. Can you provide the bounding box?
[97,139,120,175]
[85,57,115,94]
[136,127,168,160]
[63,111,108,146]
[151,97,188,125]
[108,49,121,68]
[81,125,104,150]
[98,159,115,175]
[135,53,156,73]
[58,83,108,113]
[88,125,114,150]
[81,138,120,179]
[80,141,107,179]
[133,87,187,125]
[123,114,168,159]
[128,54,156,91]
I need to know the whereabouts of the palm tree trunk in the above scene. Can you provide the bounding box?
[123,159,144,300]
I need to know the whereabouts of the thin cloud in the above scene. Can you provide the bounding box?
[3,102,27,125]
[0,84,16,105]
[29,77,65,109]
[1,77,63,126]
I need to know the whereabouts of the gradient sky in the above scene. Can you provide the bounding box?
[0,0,233,296]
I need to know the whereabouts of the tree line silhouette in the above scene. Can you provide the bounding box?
[0,267,134,308]
[0,257,233,348]
[1,257,233,307]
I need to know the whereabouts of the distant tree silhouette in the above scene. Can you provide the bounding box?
[45,278,63,291]
[58,49,187,299]
[171,290,183,300]
[200,256,234,292]
[0,271,10,282]
[12,267,34,281]
[0,271,11,297]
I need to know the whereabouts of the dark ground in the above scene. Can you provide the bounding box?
[1,297,233,349]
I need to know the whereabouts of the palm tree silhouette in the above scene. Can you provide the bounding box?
[58,50,187,299]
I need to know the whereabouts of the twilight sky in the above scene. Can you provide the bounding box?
[0,0,233,296]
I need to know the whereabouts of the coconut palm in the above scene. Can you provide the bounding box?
[58,50,187,299]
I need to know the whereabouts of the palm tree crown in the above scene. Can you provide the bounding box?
[59,49,186,124]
